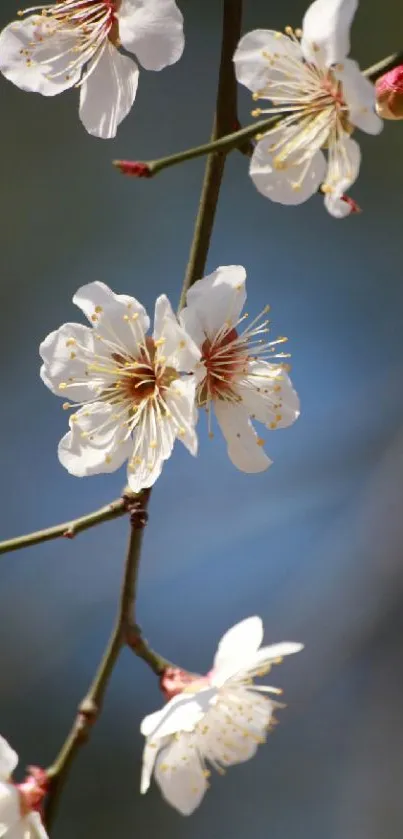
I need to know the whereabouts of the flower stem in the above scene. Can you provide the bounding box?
[178,0,243,310]
[0,497,129,555]
[44,489,170,830]
[115,48,403,186]
[41,5,243,831]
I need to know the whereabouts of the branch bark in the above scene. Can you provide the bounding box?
[178,0,243,310]
[42,2,243,831]
[44,490,170,828]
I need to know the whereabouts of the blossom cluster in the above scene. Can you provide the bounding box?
[0,0,398,831]
[39,268,299,489]
[0,0,388,215]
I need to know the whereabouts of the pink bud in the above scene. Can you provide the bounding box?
[17,767,48,815]
[113,160,152,177]
[375,66,403,119]
[160,667,210,701]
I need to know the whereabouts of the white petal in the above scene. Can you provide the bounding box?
[180,266,247,344]
[140,738,163,794]
[118,0,184,71]
[0,782,21,833]
[164,377,198,456]
[25,813,49,839]
[0,17,80,96]
[233,29,303,94]
[154,736,208,815]
[301,0,358,66]
[336,59,383,134]
[140,690,215,739]
[212,617,263,683]
[246,642,304,673]
[0,739,18,781]
[126,374,198,493]
[126,398,179,493]
[73,281,150,354]
[153,295,200,373]
[39,322,96,402]
[79,42,139,139]
[323,134,361,217]
[214,401,272,473]
[250,134,326,205]
[58,404,133,477]
[239,361,300,429]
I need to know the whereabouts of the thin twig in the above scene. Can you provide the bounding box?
[41,2,243,830]
[0,497,129,556]
[115,48,403,184]
[44,489,169,829]
[177,0,243,310]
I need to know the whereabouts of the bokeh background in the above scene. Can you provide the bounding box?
[1,0,403,836]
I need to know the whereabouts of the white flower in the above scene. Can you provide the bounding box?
[40,281,200,492]
[0,0,184,138]
[140,616,303,815]
[0,735,48,839]
[180,266,299,473]
[233,0,383,217]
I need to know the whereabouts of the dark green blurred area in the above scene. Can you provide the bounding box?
[1,1,403,837]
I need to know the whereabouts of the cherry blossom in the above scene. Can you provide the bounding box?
[40,281,200,491]
[233,0,382,216]
[180,265,299,473]
[0,0,184,138]
[140,616,303,814]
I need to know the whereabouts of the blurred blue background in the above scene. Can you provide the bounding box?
[1,0,403,836]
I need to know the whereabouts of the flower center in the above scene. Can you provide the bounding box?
[19,0,121,80]
[198,327,248,407]
[101,337,178,412]
[249,29,353,186]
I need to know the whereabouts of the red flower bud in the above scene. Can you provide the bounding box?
[375,65,403,120]
[113,160,152,177]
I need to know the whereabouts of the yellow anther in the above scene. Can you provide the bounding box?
[105,455,112,464]
[65,338,76,347]
[94,305,103,314]
[178,426,186,437]
[285,25,293,35]
[251,108,262,117]
[276,414,282,422]
[123,314,130,321]
[257,437,265,446]
[252,91,260,101]
[274,384,282,393]
[70,351,76,360]
[269,422,277,430]
[131,312,139,321]
[149,440,157,449]
[91,314,98,322]
[179,340,186,349]
[62,402,70,410]
[58,383,67,390]
[158,355,166,364]
[154,337,165,347]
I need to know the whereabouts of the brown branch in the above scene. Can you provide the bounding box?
[41,2,243,831]
[177,0,243,310]
[0,497,130,556]
[44,489,170,829]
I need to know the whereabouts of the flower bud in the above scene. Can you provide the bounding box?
[375,66,403,120]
